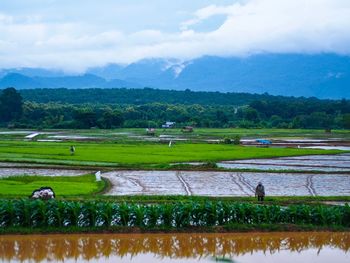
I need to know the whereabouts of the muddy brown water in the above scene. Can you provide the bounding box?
[0,232,349,262]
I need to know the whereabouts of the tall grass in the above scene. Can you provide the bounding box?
[0,199,349,228]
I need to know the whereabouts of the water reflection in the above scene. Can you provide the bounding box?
[0,232,349,262]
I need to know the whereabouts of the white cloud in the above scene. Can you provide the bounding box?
[180,4,236,30]
[0,0,349,72]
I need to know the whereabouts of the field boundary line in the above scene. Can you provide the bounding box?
[176,171,192,196]
[236,173,255,194]
[229,173,251,196]
[116,172,147,192]
[306,174,317,196]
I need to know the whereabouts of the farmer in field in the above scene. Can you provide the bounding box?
[255,182,265,202]
[70,145,75,155]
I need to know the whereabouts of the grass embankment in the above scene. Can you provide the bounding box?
[1,192,350,205]
[68,195,350,205]
[0,200,349,234]
[1,224,349,235]
[0,141,343,167]
[0,174,106,197]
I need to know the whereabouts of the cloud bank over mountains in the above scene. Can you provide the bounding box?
[0,0,350,72]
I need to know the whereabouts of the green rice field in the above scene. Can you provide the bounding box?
[0,174,104,197]
[0,140,343,167]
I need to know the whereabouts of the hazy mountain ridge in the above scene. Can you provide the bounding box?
[0,73,140,89]
[1,54,350,98]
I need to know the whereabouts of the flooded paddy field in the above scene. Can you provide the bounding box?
[0,154,349,197]
[102,170,350,196]
[0,232,349,262]
[218,153,350,172]
[1,128,350,145]
[0,167,88,178]
[0,162,53,167]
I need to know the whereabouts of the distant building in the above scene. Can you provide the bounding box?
[162,121,175,128]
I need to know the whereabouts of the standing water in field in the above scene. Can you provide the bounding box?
[0,232,349,262]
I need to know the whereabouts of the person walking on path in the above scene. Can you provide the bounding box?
[255,182,265,201]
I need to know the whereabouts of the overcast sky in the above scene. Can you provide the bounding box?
[0,0,350,72]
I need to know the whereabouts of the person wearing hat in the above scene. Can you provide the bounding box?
[255,182,265,201]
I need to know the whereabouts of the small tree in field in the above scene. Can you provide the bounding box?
[223,137,232,144]
[233,135,241,145]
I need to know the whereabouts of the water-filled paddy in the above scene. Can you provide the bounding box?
[217,153,350,172]
[0,168,88,178]
[0,232,349,262]
[1,158,349,196]
[103,170,350,196]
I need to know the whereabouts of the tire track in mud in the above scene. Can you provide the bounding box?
[229,173,251,196]
[306,174,317,196]
[176,171,192,196]
[236,173,255,194]
[116,172,146,192]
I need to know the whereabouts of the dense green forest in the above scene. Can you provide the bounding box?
[18,87,347,106]
[1,87,350,129]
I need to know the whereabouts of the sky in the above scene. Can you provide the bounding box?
[0,0,350,72]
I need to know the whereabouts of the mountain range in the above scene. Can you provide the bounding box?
[1,53,350,99]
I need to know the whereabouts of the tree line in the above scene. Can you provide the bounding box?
[1,87,350,129]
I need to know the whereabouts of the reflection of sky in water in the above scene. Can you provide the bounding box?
[70,249,349,263]
[0,232,349,262]
[217,153,350,172]
[217,163,350,172]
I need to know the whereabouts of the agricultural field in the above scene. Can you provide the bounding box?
[1,199,349,230]
[102,170,350,196]
[0,174,105,197]
[1,127,350,141]
[218,154,350,172]
[2,1,350,261]
[0,128,349,200]
[0,140,344,168]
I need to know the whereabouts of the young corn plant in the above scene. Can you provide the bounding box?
[203,202,217,226]
[118,203,132,226]
[30,199,48,227]
[146,205,161,227]
[130,204,146,227]
[15,199,32,227]
[1,200,350,229]
[46,200,66,227]
[97,202,114,227]
[63,201,81,227]
[0,201,15,227]
[160,204,174,227]
[173,203,192,228]
[190,202,206,226]
[80,201,98,227]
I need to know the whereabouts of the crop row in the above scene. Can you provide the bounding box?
[0,199,349,228]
